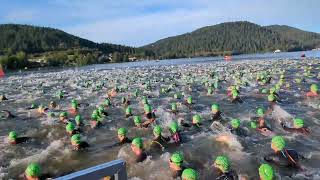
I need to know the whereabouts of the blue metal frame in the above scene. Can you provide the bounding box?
[54,159,127,180]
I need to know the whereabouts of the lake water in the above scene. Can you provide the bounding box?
[0,51,320,180]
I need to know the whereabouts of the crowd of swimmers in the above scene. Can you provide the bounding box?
[1,64,319,180]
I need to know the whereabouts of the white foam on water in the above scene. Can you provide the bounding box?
[128,153,173,180]
[9,140,64,168]
[272,105,293,124]
[129,177,143,180]
[214,132,244,152]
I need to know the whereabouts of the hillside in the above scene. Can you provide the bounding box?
[265,25,320,49]
[0,24,153,69]
[0,24,134,54]
[143,21,316,59]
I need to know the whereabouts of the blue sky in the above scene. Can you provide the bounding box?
[1,0,319,47]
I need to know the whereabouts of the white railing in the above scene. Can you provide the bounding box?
[54,159,127,180]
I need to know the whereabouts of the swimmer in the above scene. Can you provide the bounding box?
[131,137,147,163]
[264,136,303,168]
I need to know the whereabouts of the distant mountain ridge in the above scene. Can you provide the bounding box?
[265,25,320,50]
[143,21,320,59]
[0,24,134,54]
[1,21,320,60]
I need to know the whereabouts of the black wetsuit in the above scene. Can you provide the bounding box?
[1,110,15,118]
[0,95,8,101]
[213,168,238,180]
[145,112,156,120]
[21,173,52,180]
[100,111,108,116]
[231,97,243,103]
[264,149,302,167]
[229,126,247,137]
[135,152,147,163]
[14,137,30,144]
[106,138,132,149]
[212,111,222,121]
[151,136,170,149]
[74,141,90,151]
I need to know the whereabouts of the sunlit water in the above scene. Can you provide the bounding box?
[0,51,320,179]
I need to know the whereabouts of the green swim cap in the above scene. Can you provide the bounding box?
[31,103,37,109]
[208,87,213,94]
[8,131,17,141]
[75,115,81,123]
[269,87,276,94]
[182,168,198,180]
[57,90,64,98]
[142,97,148,104]
[174,93,181,99]
[144,104,152,113]
[268,94,275,102]
[66,122,75,132]
[311,84,318,93]
[98,105,104,112]
[169,121,179,133]
[250,121,257,129]
[91,113,99,120]
[71,102,77,109]
[47,112,54,117]
[134,116,141,125]
[118,127,128,136]
[187,96,193,104]
[171,103,177,111]
[104,99,111,106]
[192,114,201,124]
[170,152,184,166]
[293,118,304,128]
[71,134,81,144]
[214,156,230,173]
[271,136,286,151]
[60,112,67,117]
[259,164,274,180]
[153,125,162,136]
[275,84,281,91]
[92,109,99,115]
[232,91,239,98]
[126,107,132,114]
[295,78,302,84]
[231,119,240,129]
[71,99,77,104]
[25,163,41,177]
[257,108,265,117]
[132,137,143,149]
[211,104,220,111]
[261,89,268,94]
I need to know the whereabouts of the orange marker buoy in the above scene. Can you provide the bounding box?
[0,66,5,78]
[224,56,232,61]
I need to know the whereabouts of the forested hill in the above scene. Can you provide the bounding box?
[143,21,319,59]
[1,22,320,70]
[0,24,134,54]
[0,24,151,70]
[265,25,320,50]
